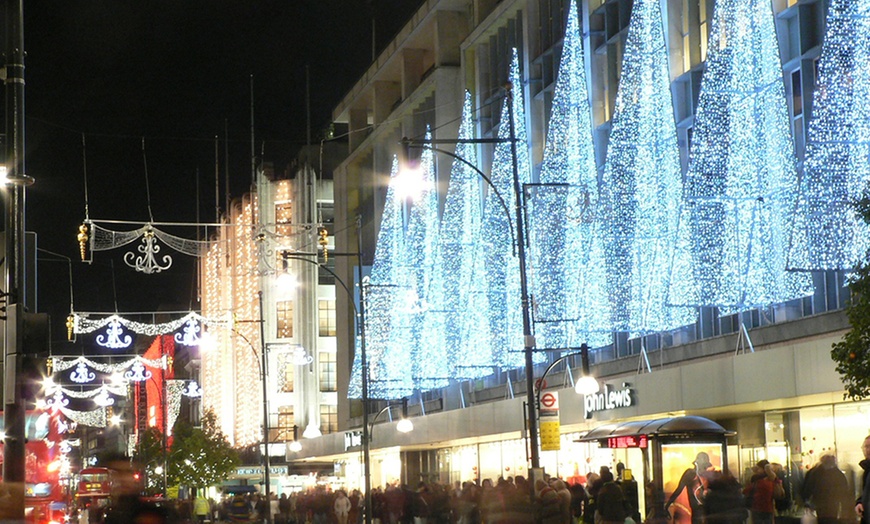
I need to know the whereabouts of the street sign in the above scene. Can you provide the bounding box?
[540,392,558,409]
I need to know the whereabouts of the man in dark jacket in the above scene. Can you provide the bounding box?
[802,452,851,524]
[857,435,870,524]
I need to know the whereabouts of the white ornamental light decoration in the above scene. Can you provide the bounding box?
[93,383,115,407]
[182,381,202,398]
[290,346,313,366]
[96,318,133,349]
[124,361,153,382]
[124,226,172,274]
[174,318,201,346]
[69,362,96,383]
[45,390,69,410]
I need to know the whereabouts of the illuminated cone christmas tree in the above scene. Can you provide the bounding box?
[789,0,870,271]
[532,0,611,350]
[440,92,494,378]
[600,0,695,335]
[673,0,812,313]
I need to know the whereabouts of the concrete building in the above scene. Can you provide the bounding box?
[283,0,869,504]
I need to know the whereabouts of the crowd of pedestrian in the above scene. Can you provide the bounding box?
[80,435,870,524]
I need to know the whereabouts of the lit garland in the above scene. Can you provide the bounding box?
[598,0,697,335]
[531,0,612,348]
[439,91,494,379]
[44,382,126,399]
[72,311,230,336]
[58,406,106,428]
[672,0,812,313]
[482,49,543,369]
[165,379,186,436]
[52,355,167,375]
[788,0,870,271]
[407,128,451,390]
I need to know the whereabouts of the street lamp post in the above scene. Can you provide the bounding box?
[229,315,272,524]
[277,228,376,524]
[534,344,599,409]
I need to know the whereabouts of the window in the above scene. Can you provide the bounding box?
[277,406,294,441]
[278,353,294,393]
[320,404,338,434]
[277,300,294,338]
[319,300,336,336]
[319,351,337,392]
[276,203,293,237]
[791,69,803,117]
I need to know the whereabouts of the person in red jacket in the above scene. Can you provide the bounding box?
[744,460,778,524]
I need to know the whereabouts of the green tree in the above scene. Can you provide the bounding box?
[168,409,240,490]
[831,197,870,400]
[135,426,168,495]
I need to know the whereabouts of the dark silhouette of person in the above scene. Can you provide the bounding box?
[802,452,852,524]
[702,470,747,524]
[665,452,712,524]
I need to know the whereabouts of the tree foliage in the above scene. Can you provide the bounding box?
[831,196,870,400]
[169,409,240,489]
[133,409,240,494]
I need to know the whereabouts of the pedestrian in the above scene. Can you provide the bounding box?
[335,491,352,524]
[803,452,851,524]
[856,435,870,524]
[743,460,778,524]
[594,482,629,524]
[194,491,211,524]
[702,470,746,524]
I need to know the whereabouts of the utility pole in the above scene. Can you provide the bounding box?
[3,0,34,520]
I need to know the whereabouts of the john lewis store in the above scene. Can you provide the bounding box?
[292,312,868,506]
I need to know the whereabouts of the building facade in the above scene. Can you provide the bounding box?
[200,161,338,490]
[285,0,869,506]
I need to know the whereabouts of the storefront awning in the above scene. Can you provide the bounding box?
[576,415,734,442]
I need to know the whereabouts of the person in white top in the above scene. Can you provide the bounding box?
[334,490,352,524]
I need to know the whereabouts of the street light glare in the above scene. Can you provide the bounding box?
[395,167,423,201]
[276,271,299,292]
[575,375,600,396]
[396,418,414,433]
[302,423,322,439]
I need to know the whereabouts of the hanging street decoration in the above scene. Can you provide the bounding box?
[52,355,167,376]
[124,361,153,382]
[69,362,96,384]
[70,311,229,341]
[125,226,172,274]
[95,318,133,349]
[92,383,115,407]
[174,318,202,347]
[181,380,203,398]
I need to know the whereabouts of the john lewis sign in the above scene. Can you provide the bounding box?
[583,383,634,419]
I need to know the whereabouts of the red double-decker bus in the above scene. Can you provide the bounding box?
[77,467,115,499]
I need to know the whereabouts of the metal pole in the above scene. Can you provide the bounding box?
[357,217,373,524]
[258,291,272,524]
[505,83,540,472]
[3,0,32,518]
[162,340,168,498]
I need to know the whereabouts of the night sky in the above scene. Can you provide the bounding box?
[14,0,424,348]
